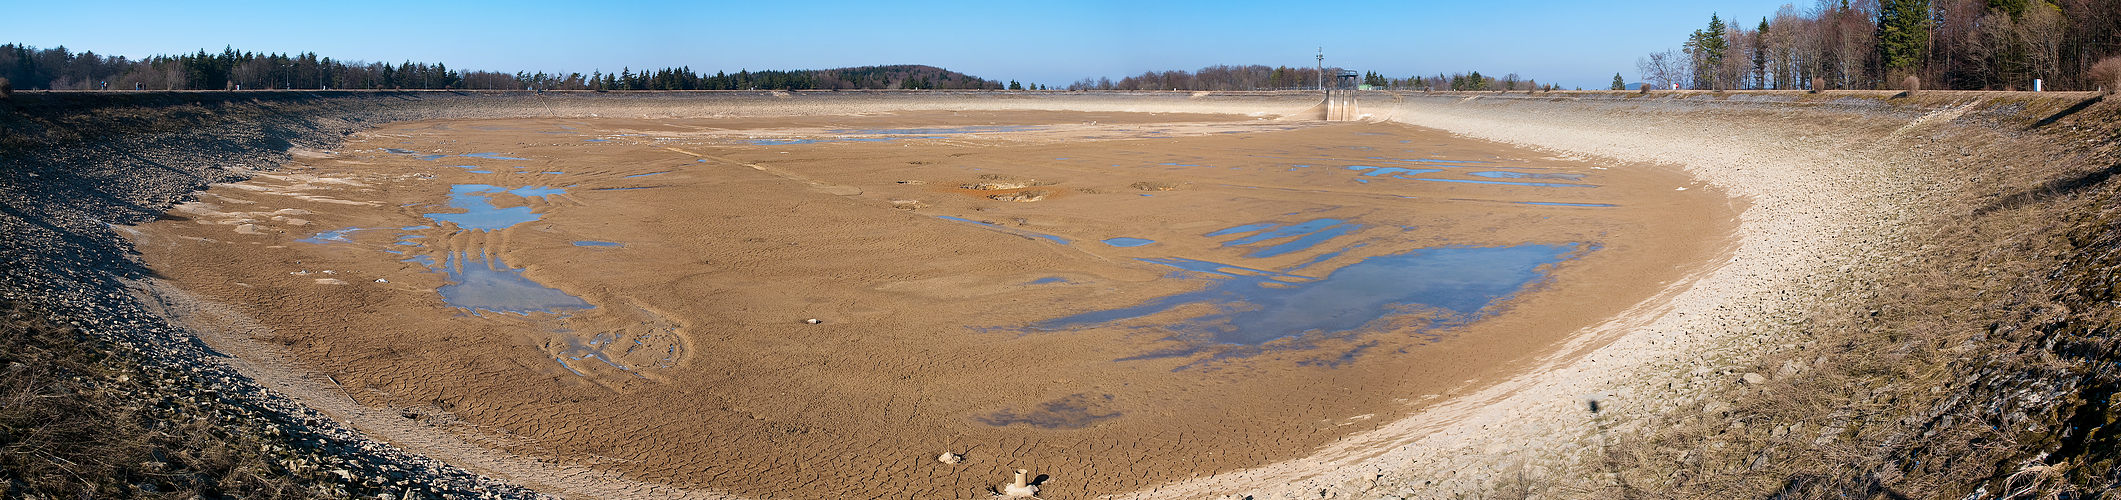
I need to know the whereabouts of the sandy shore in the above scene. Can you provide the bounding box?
[129,97,1732,498]
[1136,92,1954,498]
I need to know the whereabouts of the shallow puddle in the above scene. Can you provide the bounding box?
[1468,171,1586,180]
[423,185,565,230]
[433,251,593,315]
[1284,243,1365,272]
[1347,166,1444,178]
[1030,243,1585,358]
[1211,219,1362,258]
[298,227,365,244]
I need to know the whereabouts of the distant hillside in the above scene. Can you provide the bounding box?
[813,64,999,90]
[1065,64,1556,91]
[602,64,1000,91]
[0,43,1000,91]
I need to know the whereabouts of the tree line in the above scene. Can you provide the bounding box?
[1064,64,1555,91]
[1639,0,2121,91]
[0,44,1006,91]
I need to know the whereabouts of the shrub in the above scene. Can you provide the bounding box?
[1904,75,1921,95]
[1811,77,1826,93]
[2090,56,2121,95]
[1639,83,1651,94]
[0,77,11,99]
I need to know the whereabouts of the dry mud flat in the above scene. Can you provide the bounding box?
[131,106,1730,498]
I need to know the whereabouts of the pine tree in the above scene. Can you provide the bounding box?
[1986,0,2028,17]
[1696,14,1730,88]
[1754,18,1771,89]
[1612,73,1627,90]
[1876,0,1931,75]
[1685,14,1730,89]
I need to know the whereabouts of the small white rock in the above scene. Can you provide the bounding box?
[374,278,389,283]
[938,452,962,464]
[804,318,822,324]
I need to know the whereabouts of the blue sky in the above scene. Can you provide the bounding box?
[3,0,1801,89]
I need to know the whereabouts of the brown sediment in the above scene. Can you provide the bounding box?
[132,107,1733,498]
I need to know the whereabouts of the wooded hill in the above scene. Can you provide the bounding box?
[0,44,1003,91]
[1064,64,1556,92]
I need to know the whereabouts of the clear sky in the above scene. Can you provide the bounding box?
[3,0,1805,89]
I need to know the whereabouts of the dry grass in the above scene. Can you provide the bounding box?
[2091,56,2121,95]
[1129,181,1180,191]
[988,189,1050,202]
[0,298,344,498]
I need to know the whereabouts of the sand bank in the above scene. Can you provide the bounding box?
[131,95,1731,498]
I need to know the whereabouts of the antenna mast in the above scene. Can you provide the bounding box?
[1316,47,1325,91]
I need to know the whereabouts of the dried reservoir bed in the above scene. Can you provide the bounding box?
[129,109,1733,498]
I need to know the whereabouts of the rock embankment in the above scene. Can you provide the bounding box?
[2,91,550,498]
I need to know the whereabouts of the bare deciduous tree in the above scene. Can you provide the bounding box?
[2088,55,2121,94]
[1639,50,1690,90]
